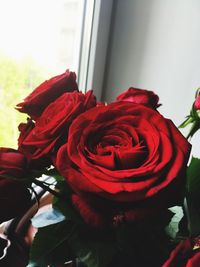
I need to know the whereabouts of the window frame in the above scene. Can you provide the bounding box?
[77,0,113,100]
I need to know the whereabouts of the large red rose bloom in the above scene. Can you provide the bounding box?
[56,101,190,227]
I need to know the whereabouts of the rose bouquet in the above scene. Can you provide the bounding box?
[0,70,200,267]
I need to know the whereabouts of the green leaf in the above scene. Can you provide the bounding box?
[28,221,75,267]
[115,213,173,267]
[176,206,189,238]
[179,116,193,128]
[29,220,116,267]
[186,157,200,236]
[66,223,116,267]
[31,208,66,228]
[51,179,116,267]
[185,196,200,236]
[187,121,200,138]
[52,174,65,182]
[187,157,200,200]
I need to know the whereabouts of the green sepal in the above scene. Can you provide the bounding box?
[186,120,200,139]
[179,116,194,128]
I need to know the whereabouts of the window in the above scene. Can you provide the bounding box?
[0,0,86,147]
[0,0,113,148]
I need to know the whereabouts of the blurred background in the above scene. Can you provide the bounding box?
[0,0,199,155]
[0,0,84,147]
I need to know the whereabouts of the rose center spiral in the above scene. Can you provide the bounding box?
[86,128,148,170]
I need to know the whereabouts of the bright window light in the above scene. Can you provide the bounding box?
[0,0,85,147]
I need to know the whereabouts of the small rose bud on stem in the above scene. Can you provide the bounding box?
[194,95,200,110]
[179,88,200,139]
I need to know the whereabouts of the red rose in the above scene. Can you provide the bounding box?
[0,148,27,178]
[116,87,160,109]
[162,237,200,267]
[19,90,96,163]
[0,148,31,222]
[56,101,190,227]
[16,70,78,120]
[194,95,200,110]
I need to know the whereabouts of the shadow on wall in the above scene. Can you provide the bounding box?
[102,0,156,101]
[101,0,200,128]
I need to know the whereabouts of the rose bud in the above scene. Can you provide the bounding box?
[56,101,190,227]
[116,87,161,109]
[194,95,200,110]
[162,237,200,267]
[180,89,200,139]
[16,70,78,120]
[0,148,31,222]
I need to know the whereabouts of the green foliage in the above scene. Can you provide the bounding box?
[29,175,177,267]
[114,210,174,267]
[29,220,116,267]
[179,88,200,138]
[186,157,200,236]
[28,221,75,267]
[29,194,175,267]
[67,224,116,267]
[179,116,194,128]
[0,54,45,148]
[187,157,200,199]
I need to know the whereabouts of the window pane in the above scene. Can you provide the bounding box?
[0,0,84,148]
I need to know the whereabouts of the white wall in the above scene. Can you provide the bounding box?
[102,0,200,156]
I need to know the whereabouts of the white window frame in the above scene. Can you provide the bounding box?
[77,0,113,100]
